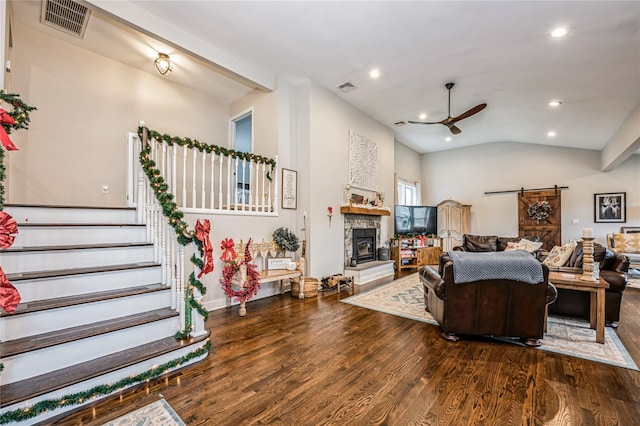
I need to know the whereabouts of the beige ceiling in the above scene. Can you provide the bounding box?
[13,1,640,154]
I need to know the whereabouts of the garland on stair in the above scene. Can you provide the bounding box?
[0,341,211,425]
[138,143,209,339]
[0,91,37,210]
[137,125,276,181]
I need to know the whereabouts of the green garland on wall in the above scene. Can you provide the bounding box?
[137,125,277,180]
[0,341,211,424]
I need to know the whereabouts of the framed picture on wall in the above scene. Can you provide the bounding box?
[594,192,626,223]
[281,168,297,210]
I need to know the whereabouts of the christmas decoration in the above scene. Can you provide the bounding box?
[137,125,276,181]
[0,211,20,314]
[137,141,208,339]
[0,267,20,314]
[0,91,37,209]
[194,219,213,278]
[328,206,333,227]
[0,341,210,424]
[220,238,261,305]
[272,227,300,253]
[220,238,237,262]
[527,200,552,222]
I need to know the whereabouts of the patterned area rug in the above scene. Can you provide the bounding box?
[342,274,638,370]
[101,399,185,426]
[627,276,640,289]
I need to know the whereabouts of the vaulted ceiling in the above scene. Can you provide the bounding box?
[13,1,640,156]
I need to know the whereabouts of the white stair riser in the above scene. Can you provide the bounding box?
[0,290,172,341]
[14,267,162,302]
[5,207,138,225]
[13,226,147,247]
[0,343,207,426]
[1,245,155,274]
[1,317,182,383]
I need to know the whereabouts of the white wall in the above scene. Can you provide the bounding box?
[9,24,230,207]
[306,82,395,278]
[421,142,640,246]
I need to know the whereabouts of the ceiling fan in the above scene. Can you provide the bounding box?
[395,82,487,135]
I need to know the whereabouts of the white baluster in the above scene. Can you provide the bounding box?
[210,153,215,210]
[201,150,207,209]
[182,144,187,208]
[219,154,224,211]
[192,148,197,209]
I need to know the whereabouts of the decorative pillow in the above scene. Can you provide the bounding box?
[542,242,576,267]
[505,239,543,253]
[463,234,498,252]
[612,233,640,254]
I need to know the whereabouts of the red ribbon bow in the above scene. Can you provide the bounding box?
[0,267,21,314]
[0,211,19,249]
[220,238,237,263]
[195,219,213,278]
[0,109,19,151]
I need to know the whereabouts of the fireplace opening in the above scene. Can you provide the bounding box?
[353,228,376,264]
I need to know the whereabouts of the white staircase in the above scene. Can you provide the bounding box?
[0,205,210,425]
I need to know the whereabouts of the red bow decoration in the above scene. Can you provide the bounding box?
[0,267,21,314]
[0,109,19,151]
[0,211,19,249]
[220,238,237,263]
[195,219,213,278]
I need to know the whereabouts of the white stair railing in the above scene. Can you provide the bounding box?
[126,124,279,337]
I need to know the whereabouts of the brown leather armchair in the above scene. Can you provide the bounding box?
[420,256,557,346]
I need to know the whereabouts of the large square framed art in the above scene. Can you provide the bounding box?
[594,192,626,223]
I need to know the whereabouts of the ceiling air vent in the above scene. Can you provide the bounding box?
[41,0,91,39]
[337,81,357,93]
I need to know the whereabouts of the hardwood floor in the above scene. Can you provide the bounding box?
[53,278,640,425]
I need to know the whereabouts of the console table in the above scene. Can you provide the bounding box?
[547,271,609,344]
[260,269,303,297]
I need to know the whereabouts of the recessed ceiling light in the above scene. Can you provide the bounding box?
[419,113,427,120]
[551,27,568,38]
[547,131,557,137]
[445,137,452,142]
[369,69,380,79]
[548,100,562,107]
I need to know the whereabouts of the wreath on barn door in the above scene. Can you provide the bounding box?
[527,200,552,222]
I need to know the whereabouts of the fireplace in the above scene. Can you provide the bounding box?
[352,228,376,264]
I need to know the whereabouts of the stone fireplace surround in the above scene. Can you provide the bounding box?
[343,214,381,267]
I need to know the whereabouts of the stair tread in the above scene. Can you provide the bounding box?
[1,307,177,357]
[2,241,152,253]
[5,204,135,211]
[15,223,145,227]
[0,332,210,408]
[6,261,161,282]
[1,283,168,317]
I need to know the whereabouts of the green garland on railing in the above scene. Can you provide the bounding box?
[138,143,209,339]
[0,341,211,425]
[137,125,277,180]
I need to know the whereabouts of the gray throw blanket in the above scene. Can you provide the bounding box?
[448,250,543,284]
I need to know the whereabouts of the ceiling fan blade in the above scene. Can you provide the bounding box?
[448,124,462,135]
[394,121,407,126]
[449,103,487,124]
[407,119,449,125]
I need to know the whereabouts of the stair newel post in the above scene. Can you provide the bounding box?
[178,244,186,319]
[272,156,278,215]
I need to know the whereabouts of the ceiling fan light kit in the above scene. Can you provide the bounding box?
[398,82,487,135]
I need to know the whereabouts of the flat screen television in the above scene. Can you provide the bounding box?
[394,205,437,236]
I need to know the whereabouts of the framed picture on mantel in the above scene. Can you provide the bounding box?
[281,168,297,210]
[594,192,626,223]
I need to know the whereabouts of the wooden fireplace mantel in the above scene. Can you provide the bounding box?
[340,206,391,216]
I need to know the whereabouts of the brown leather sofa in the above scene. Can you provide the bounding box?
[420,254,557,346]
[454,235,630,327]
[545,241,629,327]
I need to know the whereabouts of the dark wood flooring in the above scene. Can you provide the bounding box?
[52,276,640,425]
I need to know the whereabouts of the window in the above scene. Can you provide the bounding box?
[397,179,420,205]
[231,110,253,203]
